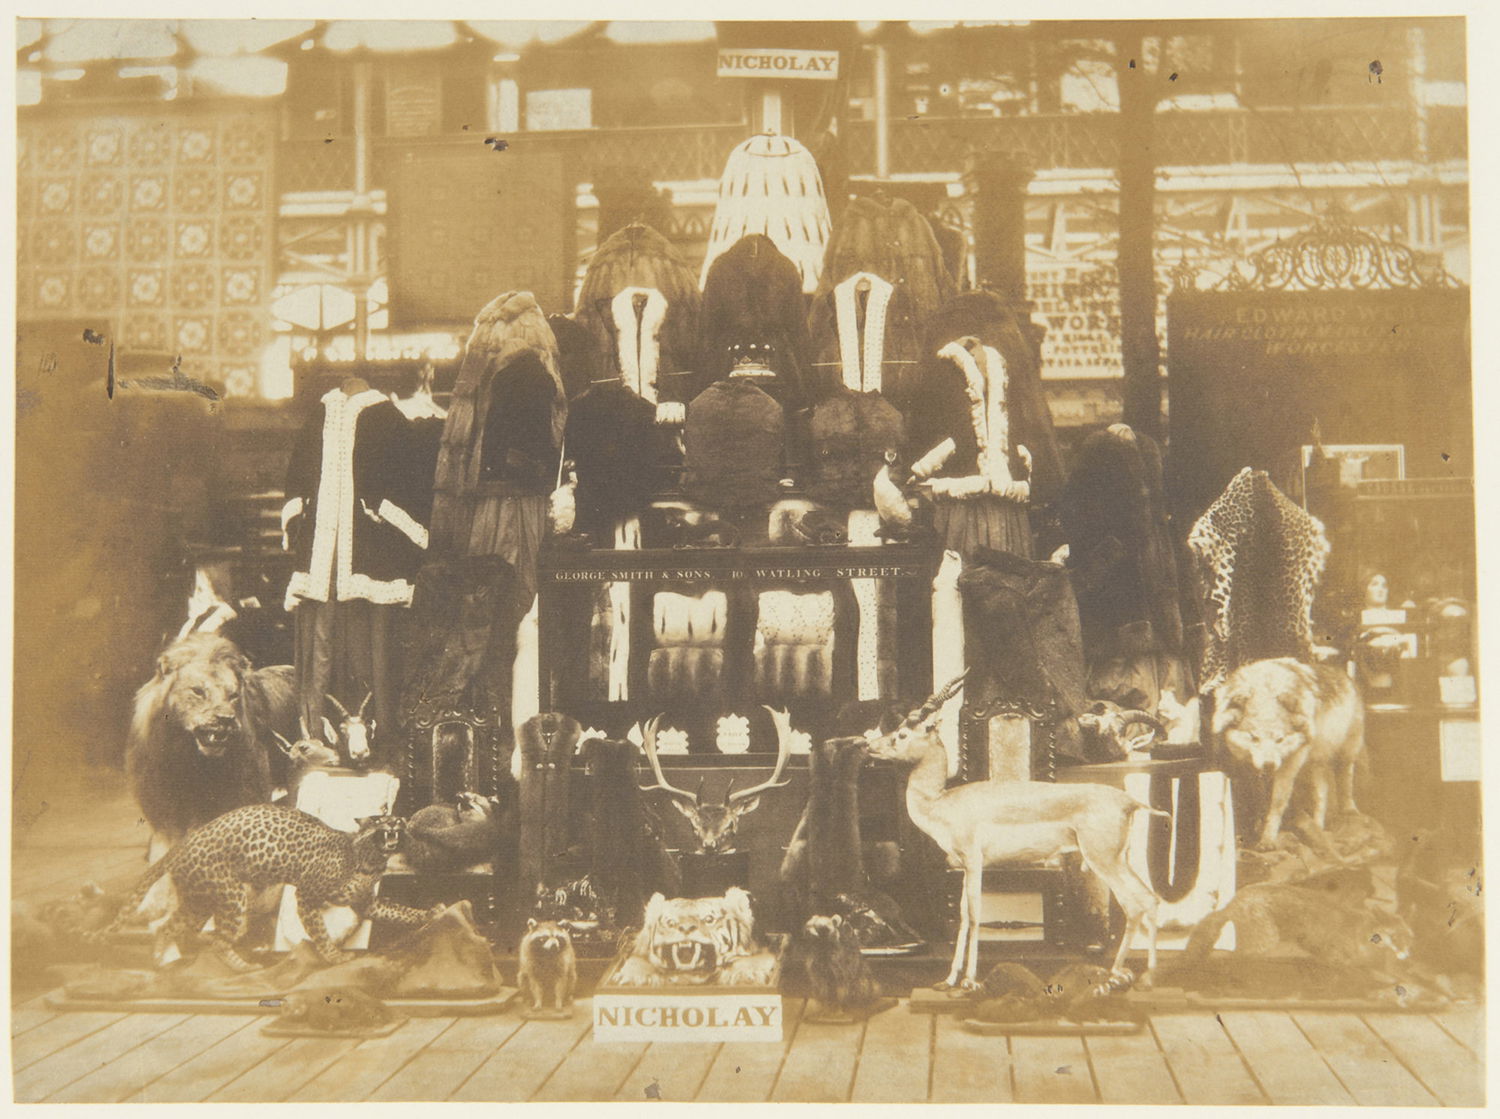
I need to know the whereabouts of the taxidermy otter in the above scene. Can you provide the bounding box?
[517,918,577,1015]
[405,793,504,875]
[798,913,891,1019]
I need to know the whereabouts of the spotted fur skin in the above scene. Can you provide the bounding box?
[98,804,429,970]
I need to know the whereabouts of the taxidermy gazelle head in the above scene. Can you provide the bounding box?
[272,714,341,769]
[637,708,794,854]
[325,691,374,763]
[863,671,968,766]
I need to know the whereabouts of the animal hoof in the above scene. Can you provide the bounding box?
[1134,969,1155,991]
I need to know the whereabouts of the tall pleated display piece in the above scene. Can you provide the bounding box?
[430,291,567,597]
[814,193,956,324]
[574,222,702,406]
[700,133,832,296]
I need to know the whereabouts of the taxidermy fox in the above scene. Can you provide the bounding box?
[1213,658,1366,850]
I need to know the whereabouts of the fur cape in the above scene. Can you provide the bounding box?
[574,223,701,405]
[814,194,955,323]
[126,634,298,842]
[804,390,905,509]
[806,272,924,406]
[431,292,567,553]
[699,234,812,406]
[1061,425,1186,666]
[682,379,786,509]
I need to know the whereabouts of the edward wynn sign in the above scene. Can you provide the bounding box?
[594,994,783,1042]
[717,48,840,81]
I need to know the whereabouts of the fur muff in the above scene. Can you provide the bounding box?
[431,292,567,553]
[683,379,786,509]
[814,194,955,323]
[574,222,701,404]
[1062,425,1186,665]
[565,382,675,539]
[699,234,812,406]
[804,390,906,509]
[126,634,299,843]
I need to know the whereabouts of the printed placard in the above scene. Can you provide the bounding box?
[594,993,783,1043]
[717,48,840,81]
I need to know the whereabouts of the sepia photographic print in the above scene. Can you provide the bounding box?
[10,9,1488,1107]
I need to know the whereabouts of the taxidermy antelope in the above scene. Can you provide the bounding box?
[271,714,341,770]
[638,708,794,854]
[324,692,374,763]
[865,673,1168,989]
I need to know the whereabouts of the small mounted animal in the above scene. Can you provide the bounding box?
[517,918,577,1015]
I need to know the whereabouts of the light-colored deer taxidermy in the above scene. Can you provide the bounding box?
[638,707,794,855]
[865,672,1168,990]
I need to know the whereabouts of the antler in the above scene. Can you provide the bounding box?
[637,715,699,808]
[727,707,795,806]
[904,670,969,727]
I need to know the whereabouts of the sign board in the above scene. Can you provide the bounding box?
[1165,289,1471,521]
[594,993,783,1043]
[384,143,572,325]
[717,48,839,81]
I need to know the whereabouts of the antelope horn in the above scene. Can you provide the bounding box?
[907,670,969,725]
[357,690,373,720]
[325,693,351,720]
[1119,710,1167,735]
[272,731,297,758]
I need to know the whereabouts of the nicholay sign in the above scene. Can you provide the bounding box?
[594,994,783,1043]
[717,48,840,81]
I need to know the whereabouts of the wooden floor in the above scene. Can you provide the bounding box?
[11,784,1488,1105]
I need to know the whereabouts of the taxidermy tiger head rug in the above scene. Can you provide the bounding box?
[611,887,778,988]
[126,633,299,845]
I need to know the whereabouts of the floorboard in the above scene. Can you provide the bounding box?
[1150,1013,1266,1105]
[929,1011,1013,1103]
[208,1036,361,1102]
[1217,1011,1352,1105]
[1363,1012,1484,1107]
[1292,1012,1438,1107]
[1432,1005,1485,1055]
[532,1013,647,1103]
[13,1013,186,1102]
[11,1011,126,1072]
[1010,1033,1098,1104]
[614,1041,722,1102]
[449,1007,593,1102]
[1085,1027,1182,1104]
[850,1004,932,1103]
[46,1013,252,1103]
[126,1017,288,1102]
[697,997,805,1102]
[283,1016,452,1102]
[368,1014,525,1101]
[769,1010,864,1102]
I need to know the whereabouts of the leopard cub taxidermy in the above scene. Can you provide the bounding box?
[96,803,433,970]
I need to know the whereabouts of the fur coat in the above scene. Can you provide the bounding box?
[806,271,924,407]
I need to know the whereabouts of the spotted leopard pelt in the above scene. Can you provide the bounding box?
[1187,468,1330,692]
[96,804,433,970]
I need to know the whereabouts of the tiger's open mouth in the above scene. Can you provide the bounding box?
[653,938,718,972]
[193,726,235,757]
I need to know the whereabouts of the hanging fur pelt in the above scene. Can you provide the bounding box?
[431,292,566,556]
[581,737,681,928]
[574,222,701,406]
[699,234,812,406]
[814,194,955,323]
[701,133,832,295]
[565,381,673,540]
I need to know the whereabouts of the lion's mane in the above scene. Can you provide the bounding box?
[125,633,298,842]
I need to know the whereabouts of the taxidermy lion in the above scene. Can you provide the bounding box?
[126,633,299,849]
[1213,657,1366,850]
[611,887,778,987]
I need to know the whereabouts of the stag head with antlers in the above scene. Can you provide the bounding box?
[323,691,374,764]
[637,708,794,855]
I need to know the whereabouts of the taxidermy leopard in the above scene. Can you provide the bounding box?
[96,803,434,971]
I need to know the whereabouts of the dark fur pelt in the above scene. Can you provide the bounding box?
[683,379,786,509]
[909,291,1064,502]
[547,313,601,402]
[1062,425,1186,666]
[581,737,681,928]
[804,390,905,509]
[699,234,811,407]
[806,279,924,405]
[565,382,676,538]
[957,548,1090,757]
[574,222,701,403]
[126,634,298,843]
[815,195,955,322]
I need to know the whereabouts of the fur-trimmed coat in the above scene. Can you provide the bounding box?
[814,194,955,323]
[283,387,433,611]
[807,272,923,406]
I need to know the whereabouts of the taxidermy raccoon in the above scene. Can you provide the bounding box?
[1213,658,1366,849]
[798,913,883,1017]
[517,918,577,1012]
[405,793,504,875]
